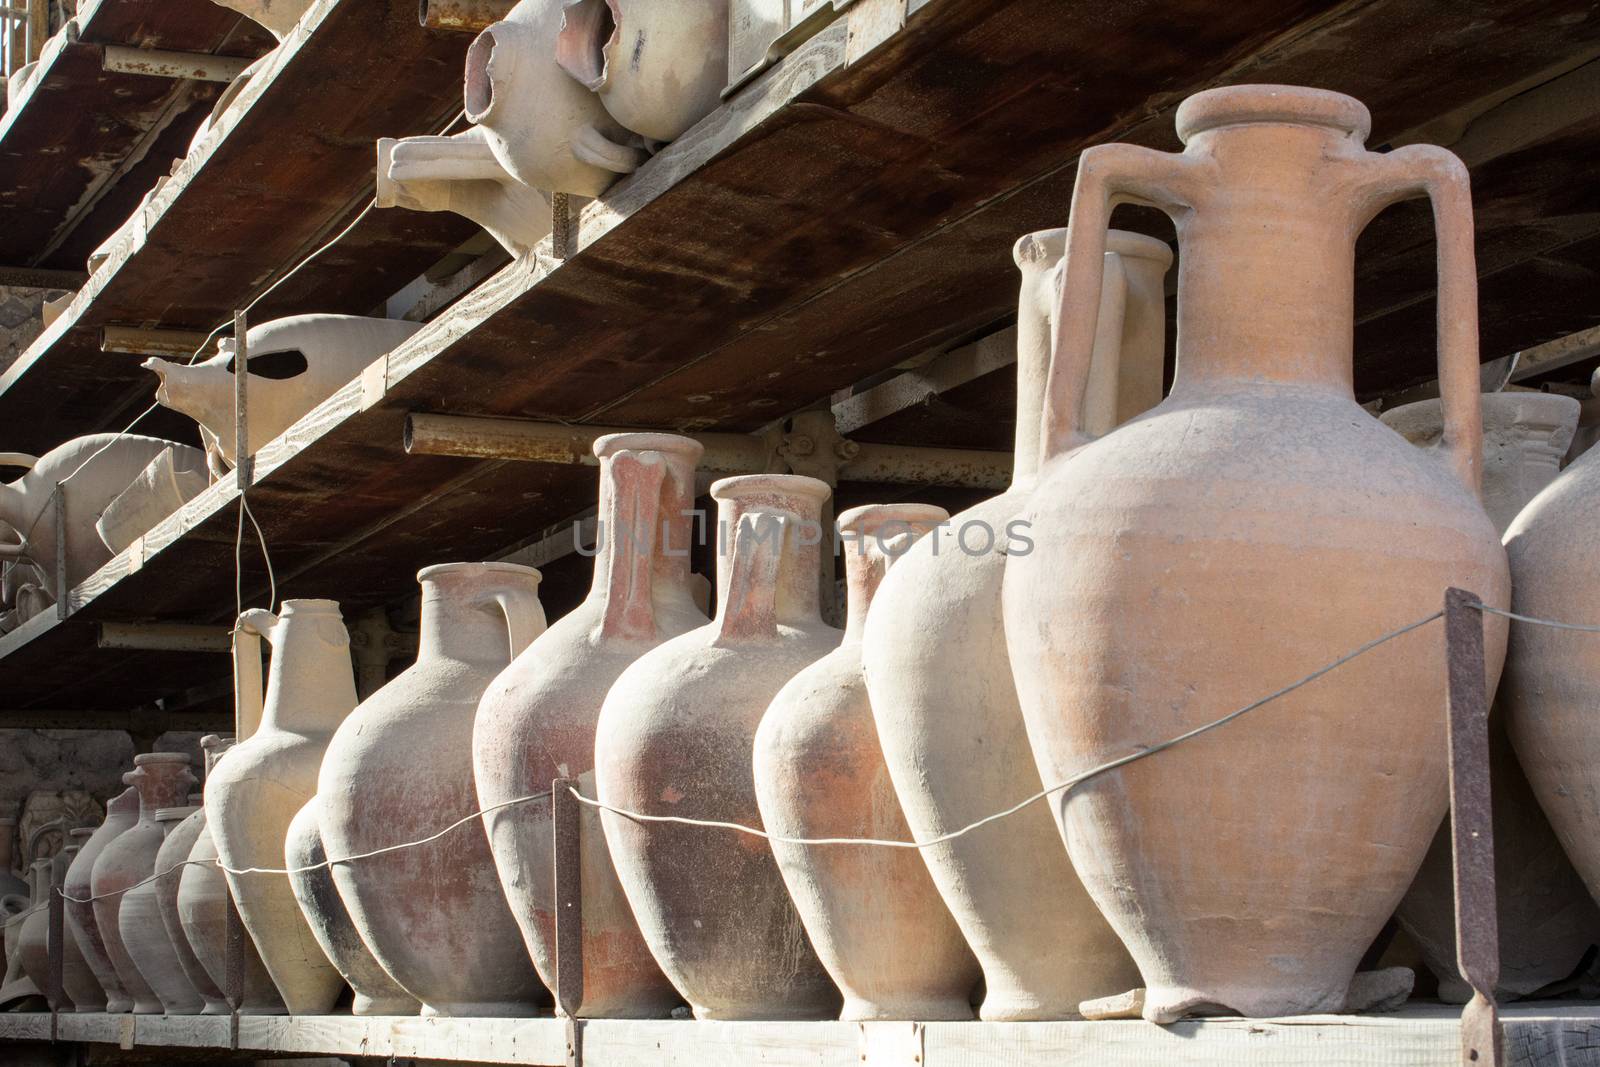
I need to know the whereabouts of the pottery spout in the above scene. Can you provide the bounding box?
[378,130,552,256]
[207,0,312,40]
[144,359,234,453]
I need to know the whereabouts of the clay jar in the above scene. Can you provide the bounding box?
[319,563,547,1017]
[153,801,229,1015]
[18,855,73,1010]
[596,474,843,1020]
[1385,392,1600,1000]
[756,503,981,1020]
[285,796,419,1016]
[1,859,47,1007]
[476,433,703,1018]
[120,804,207,1014]
[207,600,359,1014]
[1001,85,1510,1021]
[65,786,139,1011]
[93,754,199,1013]
[0,817,28,898]
[1503,408,1600,980]
[464,0,646,196]
[861,227,1165,1020]
[556,0,730,142]
[57,837,108,1012]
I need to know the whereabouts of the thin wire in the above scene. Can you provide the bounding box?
[57,789,555,904]
[573,609,1448,849]
[242,494,276,612]
[1476,603,1600,633]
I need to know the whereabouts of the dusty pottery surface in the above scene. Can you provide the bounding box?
[94,755,200,1014]
[208,600,358,1014]
[18,857,70,1010]
[378,130,553,257]
[597,474,843,1020]
[556,0,730,142]
[285,796,419,1016]
[154,804,229,1015]
[321,563,547,1017]
[96,445,211,555]
[1,860,47,1008]
[1001,85,1510,1022]
[1504,436,1600,977]
[145,315,423,475]
[64,786,139,1012]
[120,806,207,1014]
[0,434,201,595]
[476,433,703,1018]
[55,843,108,1012]
[861,227,1165,1020]
[207,0,311,39]
[464,0,646,196]
[756,502,982,1021]
[1386,392,1600,1001]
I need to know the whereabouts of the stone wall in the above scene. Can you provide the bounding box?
[0,285,57,375]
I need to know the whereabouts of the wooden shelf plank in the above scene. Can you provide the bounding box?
[6,1005,1600,1065]
[0,0,479,454]
[0,0,274,272]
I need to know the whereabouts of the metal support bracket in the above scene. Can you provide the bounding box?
[1444,587,1501,1067]
[225,887,247,1047]
[233,309,251,488]
[47,880,63,1039]
[553,776,584,1022]
[101,45,252,83]
[52,482,66,620]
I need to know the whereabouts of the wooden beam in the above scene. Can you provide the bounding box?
[0,265,86,288]
[833,327,1017,435]
[100,325,218,358]
[96,622,231,652]
[1507,325,1600,384]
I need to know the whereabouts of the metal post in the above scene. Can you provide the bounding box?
[52,483,66,620]
[552,775,584,1063]
[233,310,251,488]
[1443,587,1501,1067]
[225,887,246,1045]
[552,194,574,261]
[47,880,64,1037]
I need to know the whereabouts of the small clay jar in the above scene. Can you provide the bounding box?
[285,796,419,1016]
[17,857,67,1010]
[93,754,200,1014]
[64,786,139,1012]
[154,803,228,1015]
[120,805,206,1014]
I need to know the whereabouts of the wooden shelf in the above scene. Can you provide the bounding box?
[2,1003,1597,1065]
[0,0,275,275]
[4,0,1600,720]
[0,0,479,452]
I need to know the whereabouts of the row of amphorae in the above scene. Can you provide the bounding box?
[10,84,1600,1026]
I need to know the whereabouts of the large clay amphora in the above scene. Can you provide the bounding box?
[207,599,358,1014]
[1386,392,1600,1000]
[118,802,206,1014]
[93,755,198,1013]
[319,563,547,1017]
[596,474,843,1020]
[756,503,981,1020]
[1001,84,1510,1022]
[178,736,285,1014]
[475,433,702,1018]
[861,227,1166,1019]
[64,786,139,1012]
[285,796,420,1016]
[56,837,107,1012]
[1504,407,1600,968]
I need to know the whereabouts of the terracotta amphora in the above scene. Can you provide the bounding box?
[145,315,422,477]
[1001,84,1510,1022]
[1384,392,1600,1000]
[285,796,419,1016]
[207,600,359,1014]
[1502,402,1600,981]
[93,754,200,1014]
[178,735,286,1014]
[1,859,48,1008]
[377,129,552,257]
[19,851,81,1011]
[463,0,646,197]
[596,473,843,1020]
[861,227,1166,1020]
[556,0,730,142]
[96,446,211,555]
[319,563,547,1017]
[55,838,107,1012]
[476,433,703,1018]
[119,803,206,1014]
[154,802,229,1015]
[0,434,200,596]
[65,787,139,1011]
[206,0,311,40]
[755,502,980,1020]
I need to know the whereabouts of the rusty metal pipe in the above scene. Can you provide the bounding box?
[419,0,517,33]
